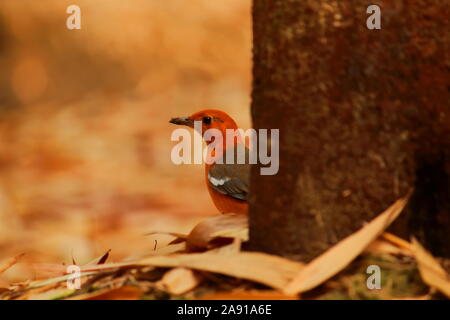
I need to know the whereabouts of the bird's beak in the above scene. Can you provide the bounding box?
[169,117,194,128]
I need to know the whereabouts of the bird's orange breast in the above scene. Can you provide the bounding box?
[205,164,248,214]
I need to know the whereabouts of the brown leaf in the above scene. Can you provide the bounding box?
[80,262,133,272]
[67,286,143,300]
[97,249,111,265]
[187,213,248,250]
[364,239,411,256]
[26,288,76,300]
[411,238,450,298]
[144,231,189,246]
[78,243,187,272]
[137,251,303,289]
[85,249,111,265]
[210,238,242,254]
[16,283,57,300]
[380,232,411,251]
[392,294,431,300]
[200,289,298,300]
[0,253,25,275]
[284,194,409,295]
[33,250,113,279]
[364,232,412,256]
[156,267,200,295]
[145,231,188,240]
[28,271,99,289]
[124,242,187,262]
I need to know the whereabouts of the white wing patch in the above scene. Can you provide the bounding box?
[208,172,231,186]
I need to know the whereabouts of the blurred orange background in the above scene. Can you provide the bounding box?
[0,0,251,285]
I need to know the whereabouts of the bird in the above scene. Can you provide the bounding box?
[169,109,249,214]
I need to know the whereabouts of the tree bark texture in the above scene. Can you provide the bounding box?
[249,0,449,261]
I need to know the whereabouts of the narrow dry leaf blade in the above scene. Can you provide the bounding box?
[31,261,131,283]
[80,262,134,272]
[364,239,412,256]
[187,214,248,250]
[28,271,99,288]
[17,283,59,300]
[124,242,186,261]
[157,267,200,295]
[0,253,25,275]
[209,226,248,241]
[97,249,111,265]
[381,232,412,251]
[210,238,242,254]
[68,286,143,300]
[144,231,188,239]
[137,251,303,289]
[200,289,297,300]
[85,249,111,266]
[411,238,450,298]
[284,195,409,295]
[393,294,431,300]
[26,288,76,300]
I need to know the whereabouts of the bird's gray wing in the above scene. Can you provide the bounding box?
[208,148,250,202]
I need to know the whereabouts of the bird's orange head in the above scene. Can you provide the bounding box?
[169,109,239,143]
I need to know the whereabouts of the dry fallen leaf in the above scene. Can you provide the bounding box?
[26,288,76,300]
[137,251,303,289]
[411,238,450,298]
[211,238,242,254]
[156,267,201,295]
[380,232,412,251]
[0,253,25,275]
[33,250,113,279]
[145,231,188,241]
[187,214,248,250]
[85,249,111,265]
[68,286,143,300]
[284,194,409,295]
[28,271,99,289]
[365,236,412,256]
[124,242,186,261]
[392,294,431,300]
[145,231,188,237]
[17,283,60,300]
[200,289,297,300]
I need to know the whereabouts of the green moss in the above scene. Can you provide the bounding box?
[317,254,428,300]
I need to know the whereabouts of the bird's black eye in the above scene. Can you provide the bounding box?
[202,116,212,124]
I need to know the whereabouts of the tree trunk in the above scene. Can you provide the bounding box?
[249,0,449,262]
